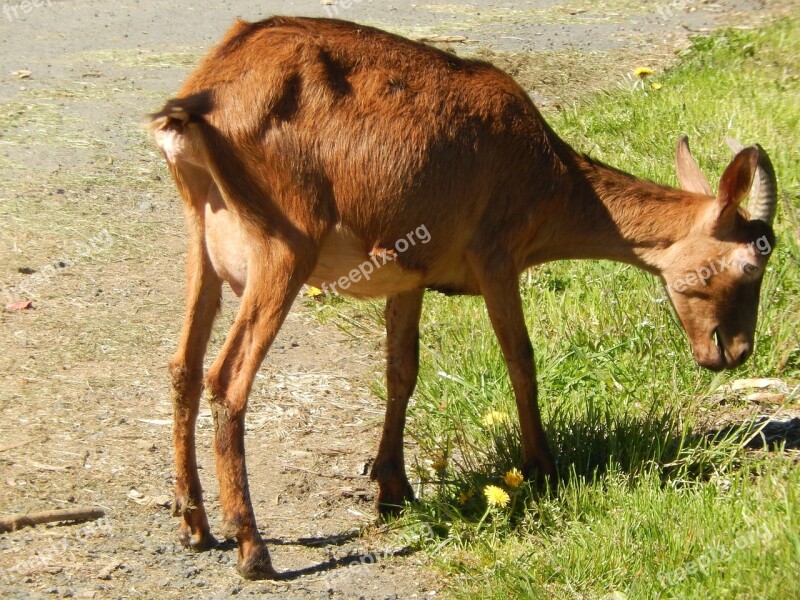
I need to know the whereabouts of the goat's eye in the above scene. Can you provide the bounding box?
[742,262,759,275]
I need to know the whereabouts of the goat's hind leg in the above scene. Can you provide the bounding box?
[169,165,223,551]
[371,288,424,517]
[205,235,320,579]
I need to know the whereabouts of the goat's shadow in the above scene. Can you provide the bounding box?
[212,530,360,554]
[213,529,418,582]
[270,544,415,581]
[545,410,800,486]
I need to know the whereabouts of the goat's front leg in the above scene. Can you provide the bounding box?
[371,288,424,517]
[170,171,222,552]
[205,241,315,580]
[469,254,556,481]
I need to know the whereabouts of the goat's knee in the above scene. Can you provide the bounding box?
[204,371,247,419]
[204,384,241,438]
[169,360,204,401]
[168,361,190,394]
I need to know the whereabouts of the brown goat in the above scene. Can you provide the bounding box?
[150,16,778,579]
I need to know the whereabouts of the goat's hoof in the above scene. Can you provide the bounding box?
[178,528,218,552]
[236,545,278,580]
[371,460,415,518]
[376,478,415,519]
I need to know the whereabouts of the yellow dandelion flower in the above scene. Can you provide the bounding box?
[633,67,654,79]
[482,410,509,427]
[651,82,662,90]
[458,490,473,505]
[306,286,324,298]
[503,468,524,488]
[483,485,510,508]
[431,457,448,471]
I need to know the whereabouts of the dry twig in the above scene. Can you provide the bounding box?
[0,507,106,533]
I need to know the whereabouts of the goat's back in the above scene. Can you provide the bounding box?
[172,17,568,286]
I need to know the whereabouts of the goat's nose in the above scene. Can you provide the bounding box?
[735,345,752,366]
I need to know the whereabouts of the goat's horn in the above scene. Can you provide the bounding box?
[726,137,778,225]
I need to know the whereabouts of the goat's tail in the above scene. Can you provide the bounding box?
[148,90,214,128]
[149,89,283,232]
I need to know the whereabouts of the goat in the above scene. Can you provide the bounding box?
[149,16,779,579]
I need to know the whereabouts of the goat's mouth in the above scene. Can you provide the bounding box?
[693,329,751,371]
[692,329,726,372]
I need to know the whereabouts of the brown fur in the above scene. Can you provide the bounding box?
[150,17,777,579]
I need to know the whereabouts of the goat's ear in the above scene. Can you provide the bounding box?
[713,146,759,227]
[675,135,713,196]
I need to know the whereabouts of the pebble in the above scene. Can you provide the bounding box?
[185,566,200,578]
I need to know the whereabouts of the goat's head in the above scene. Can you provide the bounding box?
[661,136,778,371]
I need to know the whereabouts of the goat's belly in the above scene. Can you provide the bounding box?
[307,226,424,299]
[203,206,422,299]
[204,200,249,297]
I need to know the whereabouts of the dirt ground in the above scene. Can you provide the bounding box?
[0,1,795,598]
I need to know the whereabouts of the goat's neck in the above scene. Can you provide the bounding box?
[529,152,711,274]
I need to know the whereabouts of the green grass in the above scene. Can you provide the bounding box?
[313,14,800,599]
